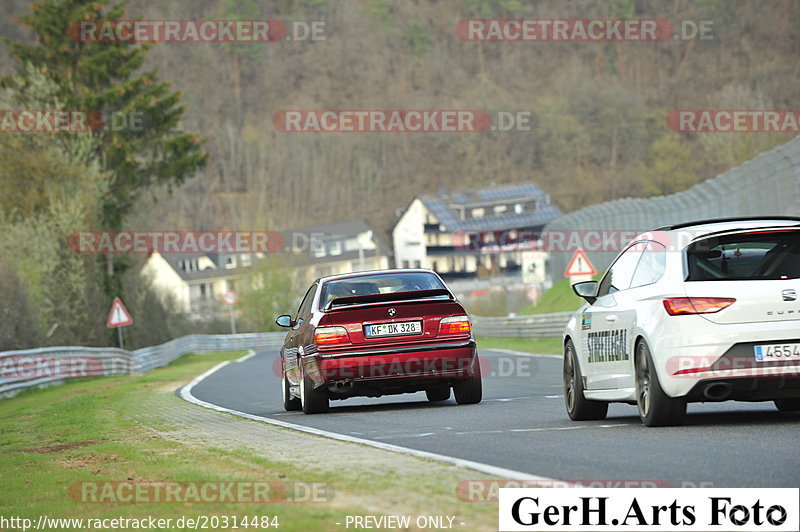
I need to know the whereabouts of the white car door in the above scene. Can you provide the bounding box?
[579,242,648,391]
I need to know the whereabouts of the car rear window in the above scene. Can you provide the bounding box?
[320,272,447,308]
[686,229,800,281]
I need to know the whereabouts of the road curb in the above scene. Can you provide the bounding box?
[177,350,559,482]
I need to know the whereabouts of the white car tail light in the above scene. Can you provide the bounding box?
[663,297,736,316]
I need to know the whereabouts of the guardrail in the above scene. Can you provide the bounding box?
[1,313,572,398]
[0,332,286,398]
[471,311,573,338]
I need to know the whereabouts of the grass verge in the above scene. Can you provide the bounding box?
[0,350,501,531]
[519,275,600,315]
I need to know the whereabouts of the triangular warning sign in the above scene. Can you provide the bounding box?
[107,297,133,328]
[565,249,597,277]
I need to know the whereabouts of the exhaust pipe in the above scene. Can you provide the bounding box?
[328,380,354,394]
[702,382,733,401]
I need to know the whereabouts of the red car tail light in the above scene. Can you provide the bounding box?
[663,297,736,316]
[439,315,471,335]
[314,326,350,346]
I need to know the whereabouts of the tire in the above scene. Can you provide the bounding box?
[425,386,450,402]
[635,340,686,427]
[563,340,608,421]
[774,398,800,412]
[282,374,301,411]
[453,359,482,404]
[300,369,329,414]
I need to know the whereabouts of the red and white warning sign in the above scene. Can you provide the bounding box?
[107,297,133,328]
[564,249,596,277]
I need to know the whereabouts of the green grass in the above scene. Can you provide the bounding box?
[0,350,500,531]
[520,275,601,315]
[476,336,563,356]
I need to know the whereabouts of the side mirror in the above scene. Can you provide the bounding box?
[275,314,294,328]
[572,280,598,304]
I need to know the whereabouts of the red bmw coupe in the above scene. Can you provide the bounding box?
[276,269,481,413]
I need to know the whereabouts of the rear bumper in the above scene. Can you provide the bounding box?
[647,315,800,398]
[683,375,800,402]
[303,339,478,387]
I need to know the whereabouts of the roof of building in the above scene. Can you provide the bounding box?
[418,182,561,231]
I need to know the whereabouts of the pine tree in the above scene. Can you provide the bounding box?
[1,0,208,290]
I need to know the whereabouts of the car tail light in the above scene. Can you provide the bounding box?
[314,326,350,346]
[663,297,736,316]
[439,315,471,335]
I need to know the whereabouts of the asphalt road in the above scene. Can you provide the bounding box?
[190,347,799,488]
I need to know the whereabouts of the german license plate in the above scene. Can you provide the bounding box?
[754,343,800,362]
[365,321,422,338]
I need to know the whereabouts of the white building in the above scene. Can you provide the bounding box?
[392,182,560,282]
[142,220,390,316]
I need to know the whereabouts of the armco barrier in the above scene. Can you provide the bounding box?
[470,312,572,339]
[0,332,285,398]
[0,315,571,398]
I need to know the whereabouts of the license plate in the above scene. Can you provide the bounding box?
[365,321,422,338]
[754,343,800,362]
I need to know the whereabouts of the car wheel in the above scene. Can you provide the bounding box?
[300,368,329,414]
[774,398,800,412]
[635,340,686,427]
[563,339,608,421]
[282,374,301,411]
[453,359,482,404]
[425,386,450,402]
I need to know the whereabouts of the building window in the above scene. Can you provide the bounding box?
[199,284,207,298]
[402,260,410,268]
[329,241,342,256]
[241,254,252,267]
[514,203,523,214]
[413,260,421,268]
[494,205,508,214]
[471,207,485,219]
[227,280,236,292]
[225,256,236,269]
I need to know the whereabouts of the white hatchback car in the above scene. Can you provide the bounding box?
[563,217,800,426]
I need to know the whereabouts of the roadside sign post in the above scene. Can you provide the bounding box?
[224,291,238,334]
[564,249,597,285]
[107,297,134,349]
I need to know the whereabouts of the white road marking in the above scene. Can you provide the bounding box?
[484,396,533,402]
[235,350,257,363]
[455,424,627,435]
[178,360,558,482]
[375,432,435,440]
